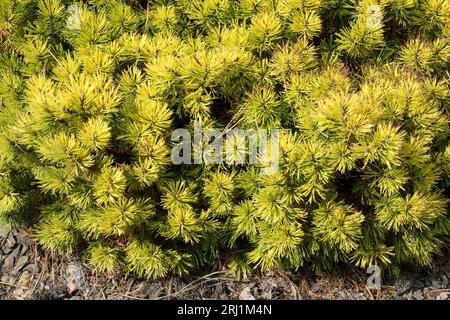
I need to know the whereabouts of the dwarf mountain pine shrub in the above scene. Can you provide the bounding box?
[0,0,449,278]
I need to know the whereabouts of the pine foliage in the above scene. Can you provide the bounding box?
[0,0,449,278]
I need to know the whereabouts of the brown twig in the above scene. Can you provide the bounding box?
[26,270,44,300]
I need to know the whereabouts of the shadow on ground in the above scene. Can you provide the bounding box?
[1,228,449,300]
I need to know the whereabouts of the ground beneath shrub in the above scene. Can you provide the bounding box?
[0,228,449,300]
